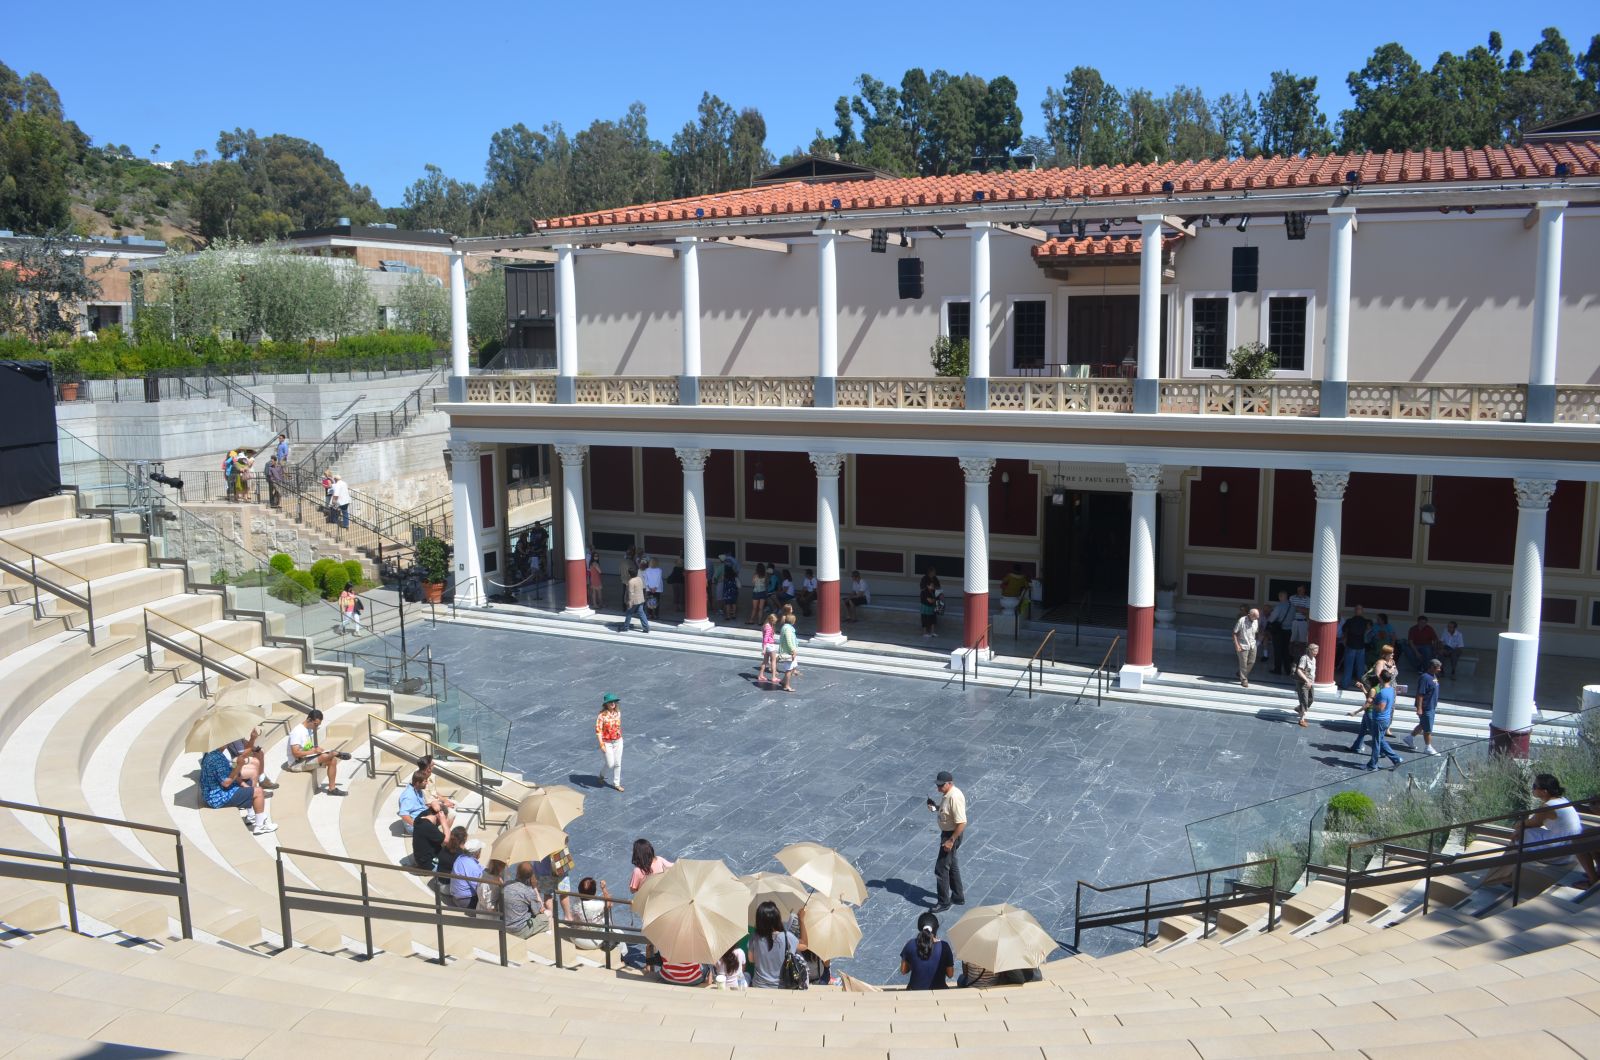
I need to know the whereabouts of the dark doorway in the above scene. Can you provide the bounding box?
[1065,294,1168,377]
[1042,490,1131,617]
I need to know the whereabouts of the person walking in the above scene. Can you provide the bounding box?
[928,770,966,913]
[1265,590,1293,675]
[621,566,650,633]
[338,582,362,634]
[1362,672,1405,770]
[595,693,623,792]
[274,433,290,464]
[776,611,799,693]
[1233,608,1260,687]
[1338,605,1372,690]
[265,455,284,509]
[718,563,740,621]
[918,576,939,639]
[758,613,778,687]
[329,474,351,533]
[1293,642,1318,727]
[1405,659,1443,755]
[586,552,604,612]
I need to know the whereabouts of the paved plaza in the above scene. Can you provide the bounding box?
[411,620,1455,975]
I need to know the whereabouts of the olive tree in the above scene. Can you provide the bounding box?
[466,261,506,349]
[141,240,248,340]
[242,246,339,343]
[393,272,450,342]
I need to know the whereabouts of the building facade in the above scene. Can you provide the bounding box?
[438,137,1600,740]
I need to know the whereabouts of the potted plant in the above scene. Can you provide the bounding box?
[416,536,449,603]
[1224,341,1277,380]
[52,349,82,401]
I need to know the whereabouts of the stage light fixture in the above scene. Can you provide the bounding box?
[1283,212,1309,240]
[1237,216,1249,233]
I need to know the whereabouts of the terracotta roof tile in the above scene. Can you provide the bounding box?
[1030,233,1188,261]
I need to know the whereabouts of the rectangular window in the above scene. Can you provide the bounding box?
[945,301,970,344]
[1012,300,1046,369]
[1266,296,1308,372]
[1189,297,1229,371]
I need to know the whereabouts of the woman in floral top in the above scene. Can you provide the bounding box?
[595,692,623,792]
[758,614,778,686]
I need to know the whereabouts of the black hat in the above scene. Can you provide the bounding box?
[935,771,954,785]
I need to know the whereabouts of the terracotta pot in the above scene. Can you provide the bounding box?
[59,382,80,401]
[422,580,445,603]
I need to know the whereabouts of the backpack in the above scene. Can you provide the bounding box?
[779,934,808,990]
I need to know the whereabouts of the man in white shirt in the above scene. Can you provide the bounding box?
[1436,621,1465,678]
[283,709,345,795]
[1233,608,1261,688]
[797,569,818,617]
[845,571,870,622]
[329,475,351,532]
[640,559,664,618]
[1293,643,1318,727]
[928,770,967,913]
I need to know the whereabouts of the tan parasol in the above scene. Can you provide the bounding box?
[944,903,1057,973]
[489,822,568,866]
[210,678,289,713]
[513,785,586,829]
[739,871,809,922]
[774,842,869,905]
[184,705,268,753]
[631,859,750,964]
[797,892,862,962]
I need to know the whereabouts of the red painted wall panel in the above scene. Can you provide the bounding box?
[1344,583,1411,612]
[856,456,963,532]
[1428,478,1583,568]
[991,459,1039,537]
[854,549,904,573]
[1188,468,1259,550]
[1271,471,1415,559]
[643,535,684,557]
[744,451,819,523]
[641,447,683,516]
[1543,597,1579,625]
[707,450,735,519]
[1186,572,1256,599]
[589,446,635,513]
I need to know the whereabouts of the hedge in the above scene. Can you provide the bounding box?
[3,331,440,381]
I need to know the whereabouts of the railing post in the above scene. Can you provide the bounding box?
[498,893,509,968]
[554,900,565,969]
[1202,870,1212,938]
[1512,830,1524,907]
[1342,845,1353,924]
[1268,860,1279,932]
[277,853,293,948]
[435,886,447,965]
[1072,882,1082,951]
[366,716,376,779]
[174,835,194,939]
[1142,881,1151,945]
[360,866,374,958]
[58,815,79,934]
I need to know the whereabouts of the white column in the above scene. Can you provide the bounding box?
[1321,207,1355,417]
[809,452,846,645]
[1492,632,1539,756]
[448,250,469,378]
[1528,202,1566,422]
[554,244,578,403]
[449,438,484,608]
[555,443,593,616]
[958,457,994,656]
[677,238,702,404]
[1120,464,1162,688]
[967,223,991,409]
[815,229,838,406]
[1309,470,1348,689]
[1509,478,1555,637]
[1156,488,1183,645]
[675,446,713,632]
[1135,215,1164,413]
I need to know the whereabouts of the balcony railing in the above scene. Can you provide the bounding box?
[458,374,1600,423]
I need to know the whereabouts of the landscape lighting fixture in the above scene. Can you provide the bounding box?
[869,228,888,253]
[1283,212,1309,240]
[1237,215,1250,233]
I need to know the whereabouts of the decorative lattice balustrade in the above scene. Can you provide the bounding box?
[1347,384,1526,421]
[1555,387,1600,424]
[835,378,967,410]
[987,379,1133,413]
[697,377,816,407]
[462,376,555,403]
[1159,380,1322,417]
[572,377,679,405]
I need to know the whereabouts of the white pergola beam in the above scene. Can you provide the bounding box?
[714,236,791,254]
[479,248,556,262]
[1162,215,1197,238]
[1523,206,1541,230]
[591,242,676,259]
[1002,226,1049,242]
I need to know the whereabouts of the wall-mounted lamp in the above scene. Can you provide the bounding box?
[1218,480,1230,495]
[1419,486,1436,526]
[753,468,766,492]
[1000,471,1010,485]
[1051,489,1066,507]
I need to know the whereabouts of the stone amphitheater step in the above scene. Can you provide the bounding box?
[227,501,380,566]
[446,607,1555,743]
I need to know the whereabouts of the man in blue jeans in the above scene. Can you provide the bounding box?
[1405,659,1443,755]
[1338,605,1372,691]
[621,566,651,633]
[1363,672,1405,770]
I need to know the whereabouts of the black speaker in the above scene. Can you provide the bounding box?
[1231,246,1259,293]
[897,257,924,299]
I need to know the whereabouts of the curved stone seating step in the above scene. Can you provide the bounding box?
[0,493,76,532]
[0,540,146,590]
[0,512,111,558]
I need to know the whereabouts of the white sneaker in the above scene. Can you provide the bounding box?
[1424,746,1439,756]
[1402,735,1415,750]
[253,819,278,835]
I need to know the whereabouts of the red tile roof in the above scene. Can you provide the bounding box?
[1032,233,1188,260]
[538,143,1600,231]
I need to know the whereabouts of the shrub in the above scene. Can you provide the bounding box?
[343,560,364,586]
[929,335,969,377]
[269,570,320,606]
[1326,791,1376,832]
[416,537,449,583]
[309,557,345,599]
[269,553,295,575]
[1225,341,1277,379]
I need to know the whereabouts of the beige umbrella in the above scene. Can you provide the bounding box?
[739,871,809,922]
[513,785,586,829]
[489,822,568,866]
[775,842,869,905]
[209,678,288,714]
[798,892,862,962]
[945,903,1058,973]
[184,705,266,753]
[631,859,749,964]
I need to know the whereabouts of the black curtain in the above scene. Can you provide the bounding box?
[0,361,61,507]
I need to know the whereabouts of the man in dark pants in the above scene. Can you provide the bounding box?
[928,770,967,913]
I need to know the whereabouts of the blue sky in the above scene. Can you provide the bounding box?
[7,1,1595,203]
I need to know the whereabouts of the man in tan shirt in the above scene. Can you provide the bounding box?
[928,770,967,912]
[621,566,650,633]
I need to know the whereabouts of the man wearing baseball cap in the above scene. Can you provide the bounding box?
[927,770,967,913]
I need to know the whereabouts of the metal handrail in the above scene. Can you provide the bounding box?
[142,608,320,713]
[364,713,526,797]
[551,890,647,970]
[274,845,509,965]
[0,796,192,939]
[960,622,993,690]
[1074,634,1123,706]
[1321,794,1600,923]
[0,535,97,646]
[1021,628,1057,699]
[288,368,443,497]
[1073,856,1282,949]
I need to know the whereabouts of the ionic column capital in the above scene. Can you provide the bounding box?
[809,452,846,478]
[1311,470,1350,500]
[958,456,995,485]
[674,446,709,473]
[1160,489,1183,506]
[553,443,589,468]
[1514,478,1557,510]
[1126,463,1163,492]
[448,440,481,463]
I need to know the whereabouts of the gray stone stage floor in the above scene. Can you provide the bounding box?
[408,621,1420,978]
